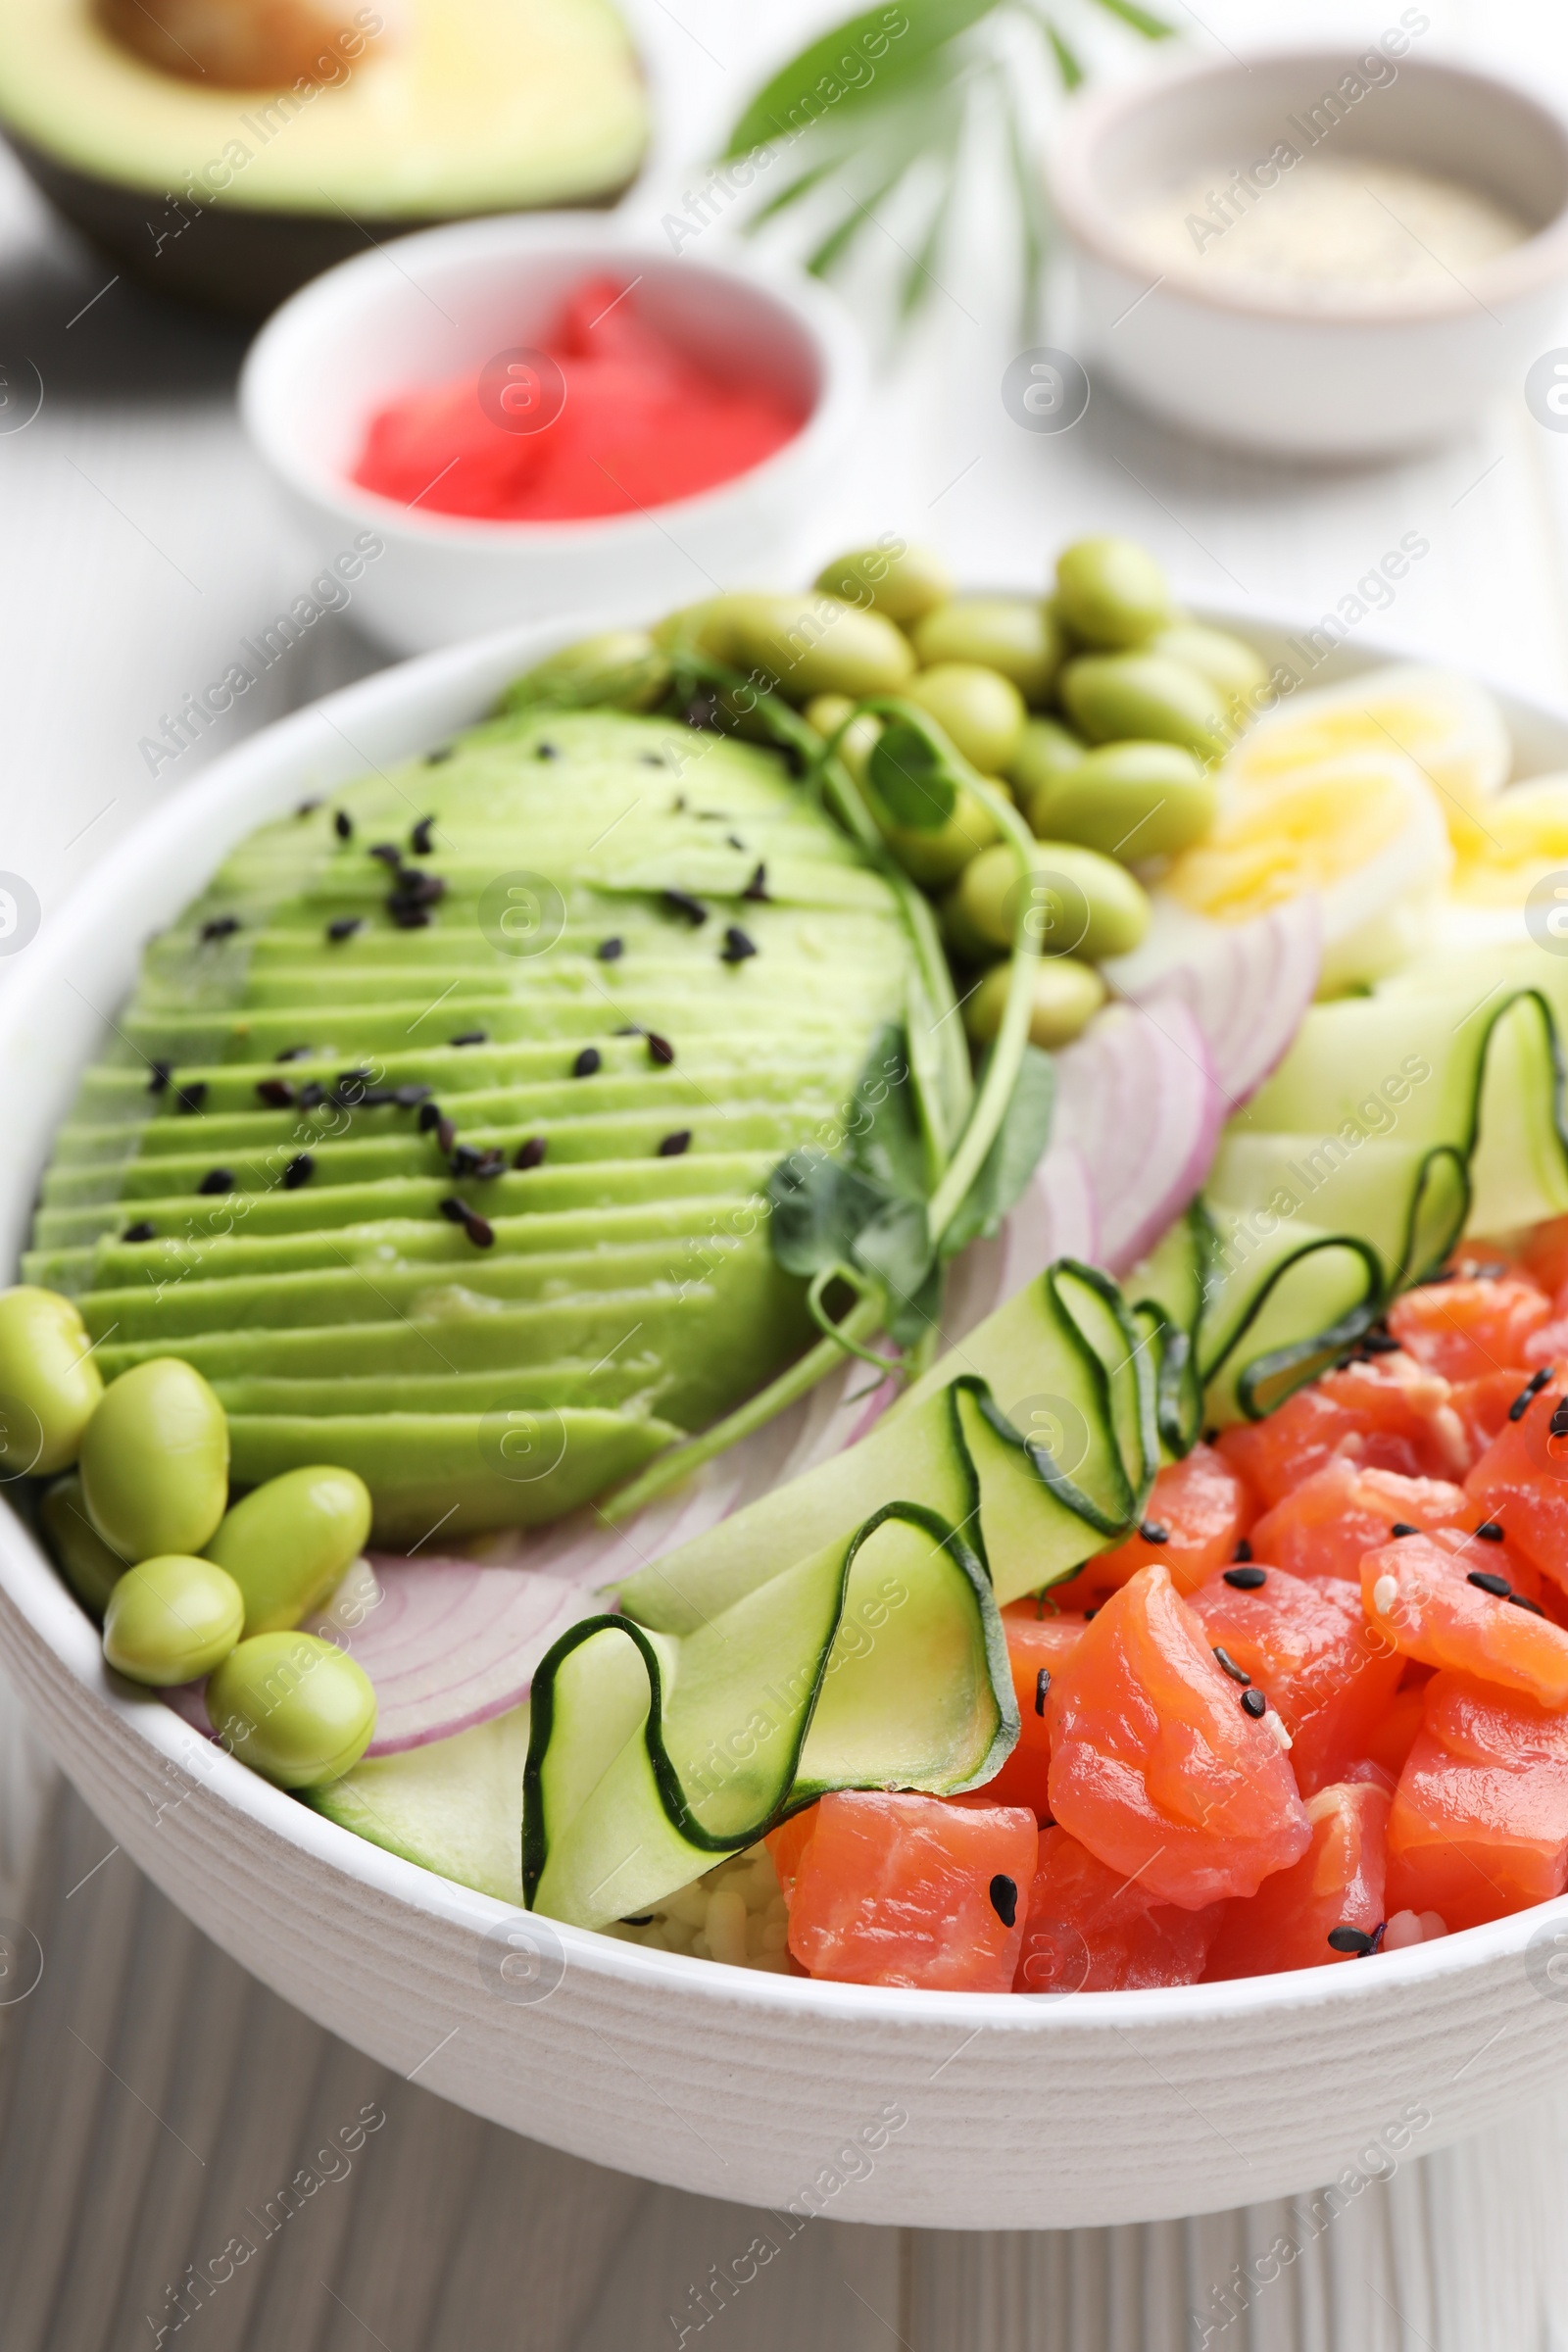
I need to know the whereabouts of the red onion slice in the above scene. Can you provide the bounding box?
[1106,897,1321,1111]
[1051,1001,1224,1275]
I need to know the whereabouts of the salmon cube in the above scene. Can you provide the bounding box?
[1217,1353,1467,1506]
[1249,1458,1468,1583]
[1014,1825,1221,1992]
[784,1791,1038,1991]
[1466,1380,1568,1599]
[1388,1272,1550,1383]
[1361,1531,1568,1708]
[1386,1670,1568,1930]
[982,1606,1087,1819]
[1204,1781,1390,1980]
[1189,1564,1405,1797]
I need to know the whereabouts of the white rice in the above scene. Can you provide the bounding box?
[603,1842,793,1971]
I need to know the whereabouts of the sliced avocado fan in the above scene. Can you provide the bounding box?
[30,706,927,1542]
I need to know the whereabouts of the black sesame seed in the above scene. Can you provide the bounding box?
[1084,1607,1099,1621]
[1034,1667,1051,1716]
[326,915,363,943]
[1467,1571,1511,1598]
[1240,1688,1267,1719]
[424,747,455,766]
[647,1033,675,1067]
[463,1210,495,1248]
[368,842,403,868]
[1233,1538,1252,1563]
[390,905,431,930]
[282,1153,314,1191]
[1327,1925,1376,1957]
[197,1168,233,1196]
[437,1196,468,1225]
[1361,1331,1400,1354]
[147,1060,171,1096]
[727,835,746,853]
[199,914,240,942]
[597,937,624,962]
[536,741,560,761]
[335,1069,371,1105]
[988,1874,1018,1929]
[333,809,353,841]
[359,1089,397,1107]
[276,1045,314,1062]
[658,1130,693,1157]
[1511,1370,1553,1421]
[394,870,445,908]
[1508,1592,1548,1616]
[1224,1565,1267,1591]
[720,925,758,964]
[296,1082,325,1110]
[122,1222,155,1244]
[1140,1522,1169,1544]
[573,1048,602,1078]
[451,1143,487,1177]
[1391,1523,1419,1538]
[418,1101,442,1133]
[174,1083,207,1114]
[1212,1645,1250,1686]
[295,798,319,818]
[255,1079,295,1108]
[638,754,665,768]
[1474,1521,1505,1542]
[472,1150,506,1181]
[742,862,770,903]
[394,1084,432,1108]
[450,1029,488,1048]
[622,1914,655,1926]
[514,1137,547,1170]
[662,889,707,926]
[410,816,435,855]
[613,1024,643,1037]
[436,1117,457,1156]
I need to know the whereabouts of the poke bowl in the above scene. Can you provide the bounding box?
[4,552,1568,2231]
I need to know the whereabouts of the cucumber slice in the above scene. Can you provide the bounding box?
[309,1706,530,1905]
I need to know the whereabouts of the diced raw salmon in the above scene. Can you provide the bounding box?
[1450,1370,1540,1470]
[764,1803,820,1903]
[1519,1216,1568,1298]
[1189,1564,1405,1797]
[784,1791,1038,1990]
[1013,1825,1222,1992]
[1465,1381,1568,1599]
[1361,1531,1568,1707]
[1045,1563,1311,1909]
[983,1607,1087,1819]
[1386,1670,1568,1930]
[1249,1458,1468,1583]
[1204,1781,1390,1981]
[1216,1353,1467,1506]
[1388,1272,1551,1383]
[1064,1445,1256,1602]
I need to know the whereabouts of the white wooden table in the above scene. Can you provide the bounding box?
[7,0,1568,2342]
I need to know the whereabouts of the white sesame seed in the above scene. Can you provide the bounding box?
[1372,1573,1399,1616]
[1264,1710,1294,1752]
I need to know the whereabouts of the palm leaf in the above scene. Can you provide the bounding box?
[1085,0,1174,37]
[723,0,1002,158]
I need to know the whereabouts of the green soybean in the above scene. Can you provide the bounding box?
[813,544,954,625]
[207,1632,377,1788]
[949,840,1150,960]
[206,1464,372,1639]
[500,630,671,714]
[670,592,915,702]
[103,1553,244,1687]
[40,1474,125,1618]
[1059,652,1232,762]
[1024,741,1217,862]
[1054,537,1172,649]
[1147,622,1269,720]
[910,598,1061,703]
[80,1357,229,1563]
[0,1286,104,1477]
[963,956,1106,1051]
[903,663,1025,777]
[880,785,999,887]
[805,694,881,788]
[1010,716,1090,819]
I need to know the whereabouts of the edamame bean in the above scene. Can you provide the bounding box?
[963,956,1106,1051]
[1147,622,1269,719]
[0,1286,104,1476]
[40,1474,125,1618]
[206,1632,376,1788]
[903,663,1025,776]
[1023,741,1217,862]
[667,593,915,702]
[1054,537,1172,649]
[949,841,1150,959]
[805,694,881,788]
[1058,653,1231,762]
[103,1552,244,1687]
[813,544,954,625]
[501,630,670,714]
[80,1357,229,1563]
[1010,716,1090,818]
[206,1464,372,1639]
[880,786,999,887]
[910,599,1061,703]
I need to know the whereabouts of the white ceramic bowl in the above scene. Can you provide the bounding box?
[1049,47,1568,458]
[239,215,867,654]
[6,609,1568,2230]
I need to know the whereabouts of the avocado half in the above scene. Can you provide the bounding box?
[26,705,920,1544]
[0,0,648,315]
